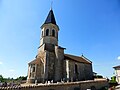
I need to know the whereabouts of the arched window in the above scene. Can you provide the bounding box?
[52,29,55,37]
[32,67,35,72]
[56,32,58,39]
[42,31,43,37]
[46,29,49,36]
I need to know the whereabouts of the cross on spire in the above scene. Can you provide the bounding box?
[51,1,53,10]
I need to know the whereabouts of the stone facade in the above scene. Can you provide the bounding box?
[65,59,93,82]
[27,9,93,84]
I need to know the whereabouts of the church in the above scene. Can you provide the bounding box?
[27,9,93,83]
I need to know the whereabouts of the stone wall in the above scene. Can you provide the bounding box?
[0,79,108,90]
[68,60,93,81]
[55,46,65,82]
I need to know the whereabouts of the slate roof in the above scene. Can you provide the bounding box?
[29,54,92,65]
[44,9,57,25]
[113,65,120,69]
[64,54,92,64]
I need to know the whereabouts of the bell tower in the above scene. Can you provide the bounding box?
[36,9,63,83]
[40,9,59,46]
[27,8,65,83]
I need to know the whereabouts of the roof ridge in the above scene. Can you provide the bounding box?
[65,54,80,58]
[65,54,92,64]
[81,55,92,63]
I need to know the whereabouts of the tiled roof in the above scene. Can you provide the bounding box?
[29,54,92,64]
[44,9,57,25]
[113,65,120,69]
[64,54,92,64]
[28,58,41,64]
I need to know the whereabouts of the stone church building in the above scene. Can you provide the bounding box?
[27,9,93,83]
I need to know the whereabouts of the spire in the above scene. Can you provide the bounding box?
[51,1,53,10]
[44,9,57,25]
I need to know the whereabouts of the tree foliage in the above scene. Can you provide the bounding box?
[110,76,117,83]
[93,75,103,78]
[0,75,4,82]
[15,76,27,81]
[0,75,27,83]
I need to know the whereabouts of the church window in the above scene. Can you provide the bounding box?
[32,66,35,72]
[75,64,78,74]
[56,32,58,39]
[46,29,49,36]
[52,29,55,37]
[42,31,43,37]
[31,65,35,73]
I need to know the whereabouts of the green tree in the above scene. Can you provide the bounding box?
[110,76,117,83]
[16,76,27,81]
[0,75,4,82]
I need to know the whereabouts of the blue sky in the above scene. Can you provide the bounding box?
[0,0,120,78]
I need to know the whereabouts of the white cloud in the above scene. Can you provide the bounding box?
[0,61,3,64]
[117,56,120,60]
[9,69,15,72]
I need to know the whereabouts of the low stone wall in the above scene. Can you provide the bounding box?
[0,79,108,90]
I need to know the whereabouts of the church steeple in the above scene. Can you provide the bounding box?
[44,9,57,25]
[40,9,59,46]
